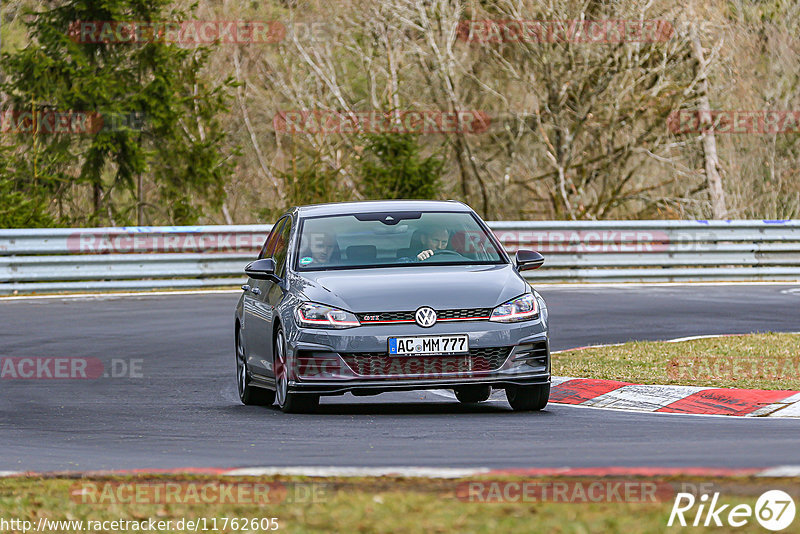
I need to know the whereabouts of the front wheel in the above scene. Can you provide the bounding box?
[274,327,319,413]
[506,383,549,411]
[236,328,275,406]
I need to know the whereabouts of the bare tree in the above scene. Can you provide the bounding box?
[187,0,800,222]
[688,21,727,218]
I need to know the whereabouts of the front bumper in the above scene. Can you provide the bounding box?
[284,318,550,396]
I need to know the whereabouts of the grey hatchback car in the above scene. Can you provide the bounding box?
[234,200,550,413]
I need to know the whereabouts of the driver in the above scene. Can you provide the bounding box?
[416,228,450,261]
[301,232,339,266]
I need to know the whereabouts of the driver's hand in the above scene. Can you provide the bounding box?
[417,249,434,261]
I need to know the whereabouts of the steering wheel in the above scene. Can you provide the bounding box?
[432,249,464,257]
[414,249,467,262]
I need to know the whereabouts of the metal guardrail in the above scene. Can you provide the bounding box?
[1,220,799,293]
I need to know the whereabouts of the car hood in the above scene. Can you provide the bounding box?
[294,264,528,312]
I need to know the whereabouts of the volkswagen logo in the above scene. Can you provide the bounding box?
[415,306,437,327]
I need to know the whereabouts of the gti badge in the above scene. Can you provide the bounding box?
[415,306,437,327]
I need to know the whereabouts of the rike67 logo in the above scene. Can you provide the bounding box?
[668,490,796,531]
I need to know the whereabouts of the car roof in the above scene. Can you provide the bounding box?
[293,200,472,218]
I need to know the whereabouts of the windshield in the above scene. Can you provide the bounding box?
[295,211,505,271]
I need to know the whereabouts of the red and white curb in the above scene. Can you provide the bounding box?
[429,379,800,417]
[548,377,800,417]
[3,465,800,478]
[539,332,800,418]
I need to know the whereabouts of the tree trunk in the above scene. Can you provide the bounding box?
[137,173,144,226]
[690,26,727,219]
[93,183,102,218]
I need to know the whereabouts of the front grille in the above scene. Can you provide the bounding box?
[357,308,492,324]
[438,308,492,320]
[340,346,512,377]
[357,311,415,322]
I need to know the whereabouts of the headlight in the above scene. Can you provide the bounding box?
[295,302,360,329]
[490,293,538,323]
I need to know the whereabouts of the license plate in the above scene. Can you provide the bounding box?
[388,335,469,355]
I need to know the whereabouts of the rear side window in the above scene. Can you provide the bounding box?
[258,218,287,260]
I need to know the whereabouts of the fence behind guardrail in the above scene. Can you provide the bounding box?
[1,220,799,293]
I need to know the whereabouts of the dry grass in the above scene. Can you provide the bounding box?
[2,474,797,533]
[553,333,800,389]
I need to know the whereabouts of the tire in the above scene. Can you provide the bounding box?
[506,383,549,411]
[236,327,275,406]
[274,327,320,414]
[454,385,492,404]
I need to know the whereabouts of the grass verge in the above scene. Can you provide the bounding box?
[553,333,800,389]
[1,475,798,533]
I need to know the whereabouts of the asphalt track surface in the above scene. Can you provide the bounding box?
[1,284,799,472]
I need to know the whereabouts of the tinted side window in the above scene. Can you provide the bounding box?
[258,218,286,260]
[272,217,292,277]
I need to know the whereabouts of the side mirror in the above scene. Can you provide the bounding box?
[515,250,545,271]
[245,258,278,281]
